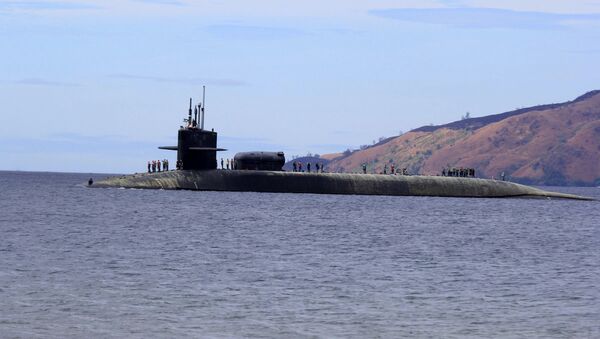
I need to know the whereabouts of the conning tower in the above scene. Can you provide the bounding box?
[159,87,226,170]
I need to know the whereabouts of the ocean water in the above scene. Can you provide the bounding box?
[1,171,599,338]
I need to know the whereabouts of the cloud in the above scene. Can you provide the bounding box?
[204,24,306,40]
[132,0,185,6]
[369,7,600,29]
[0,133,167,172]
[219,136,281,150]
[331,130,355,136]
[14,78,80,87]
[307,143,353,149]
[0,1,97,11]
[568,48,600,55]
[0,133,158,154]
[437,0,467,7]
[219,136,271,143]
[110,74,248,87]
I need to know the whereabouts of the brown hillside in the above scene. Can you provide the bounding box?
[320,152,343,161]
[330,129,470,174]
[327,91,600,186]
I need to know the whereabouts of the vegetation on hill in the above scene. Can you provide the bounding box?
[319,90,600,186]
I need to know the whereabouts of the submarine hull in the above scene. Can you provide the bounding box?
[90,170,592,200]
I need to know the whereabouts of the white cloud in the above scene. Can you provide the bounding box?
[204,24,306,40]
[463,0,600,14]
[0,1,98,12]
[132,0,184,6]
[110,74,248,87]
[14,78,80,87]
[370,7,600,29]
[4,0,599,18]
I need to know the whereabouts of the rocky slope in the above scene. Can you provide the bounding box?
[324,90,600,186]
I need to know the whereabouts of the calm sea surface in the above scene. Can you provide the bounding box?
[1,171,599,338]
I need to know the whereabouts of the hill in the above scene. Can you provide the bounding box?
[322,90,600,186]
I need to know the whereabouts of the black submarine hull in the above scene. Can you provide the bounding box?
[90,170,592,200]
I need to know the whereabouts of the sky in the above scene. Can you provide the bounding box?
[1,0,600,173]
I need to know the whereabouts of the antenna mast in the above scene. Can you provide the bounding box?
[201,86,206,130]
[188,98,192,127]
[196,104,201,128]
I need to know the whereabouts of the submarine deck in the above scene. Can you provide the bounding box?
[89,170,593,200]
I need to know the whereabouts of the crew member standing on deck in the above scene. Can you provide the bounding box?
[148,161,151,173]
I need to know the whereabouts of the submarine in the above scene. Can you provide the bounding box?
[90,90,592,201]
